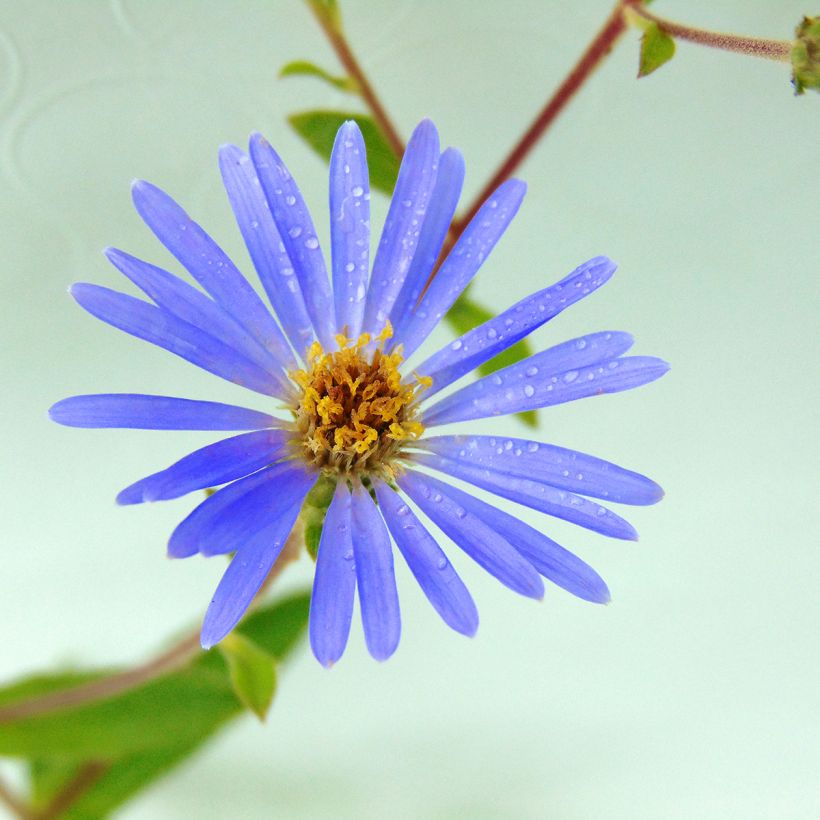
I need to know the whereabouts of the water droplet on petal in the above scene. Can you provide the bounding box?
[563,370,579,383]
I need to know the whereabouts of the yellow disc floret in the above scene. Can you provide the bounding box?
[290,322,427,477]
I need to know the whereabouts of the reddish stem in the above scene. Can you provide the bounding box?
[306,1,405,157]
[449,3,628,245]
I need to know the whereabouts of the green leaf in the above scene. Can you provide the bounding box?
[792,16,820,94]
[288,110,400,194]
[638,22,676,78]
[300,473,337,560]
[0,592,310,759]
[280,60,359,93]
[29,745,204,820]
[218,633,277,721]
[444,293,537,428]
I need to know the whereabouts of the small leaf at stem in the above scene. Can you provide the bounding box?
[279,60,359,93]
[300,474,337,560]
[288,110,400,194]
[445,293,538,428]
[0,592,309,758]
[792,16,820,94]
[218,633,277,721]
[638,22,676,78]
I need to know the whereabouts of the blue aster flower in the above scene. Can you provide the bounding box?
[49,119,668,666]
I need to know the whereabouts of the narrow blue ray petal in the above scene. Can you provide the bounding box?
[351,482,401,661]
[398,470,544,599]
[375,480,478,637]
[105,247,286,377]
[362,120,440,336]
[329,121,370,338]
[394,178,527,360]
[196,461,315,557]
[414,256,616,396]
[413,435,663,505]
[130,180,293,364]
[424,480,610,604]
[248,133,336,350]
[218,145,314,361]
[421,332,660,426]
[167,467,274,559]
[167,462,315,559]
[309,482,356,667]
[387,148,465,341]
[412,453,638,540]
[200,478,311,649]
[116,429,291,505]
[48,395,278,431]
[71,283,288,398]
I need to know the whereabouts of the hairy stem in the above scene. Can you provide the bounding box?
[305,0,405,156]
[627,3,793,62]
[428,2,629,287]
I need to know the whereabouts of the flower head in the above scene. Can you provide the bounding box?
[50,119,668,665]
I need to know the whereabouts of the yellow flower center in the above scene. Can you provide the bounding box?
[290,322,430,477]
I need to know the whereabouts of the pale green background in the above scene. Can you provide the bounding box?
[1,1,818,818]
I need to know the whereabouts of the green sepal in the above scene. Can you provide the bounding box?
[638,22,676,78]
[287,110,400,195]
[444,292,537,428]
[792,16,820,94]
[300,474,337,560]
[218,633,277,721]
[279,60,359,93]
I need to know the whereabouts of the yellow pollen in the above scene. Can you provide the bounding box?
[290,321,427,476]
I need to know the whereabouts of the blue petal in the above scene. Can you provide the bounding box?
[422,342,669,428]
[411,453,638,540]
[375,480,478,637]
[248,133,336,350]
[167,468,273,559]
[309,482,356,667]
[218,145,314,361]
[116,429,291,505]
[130,180,293,366]
[194,462,315,558]
[350,482,401,661]
[48,394,278,431]
[362,120,440,336]
[386,148,465,340]
[413,435,663,505]
[70,283,289,398]
[414,256,616,396]
[105,248,286,377]
[200,475,312,648]
[329,121,370,339]
[422,480,610,604]
[398,470,544,599]
[393,178,527,360]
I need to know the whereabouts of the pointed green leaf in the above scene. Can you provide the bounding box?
[280,60,359,93]
[300,473,337,560]
[288,110,400,194]
[638,22,676,78]
[0,592,309,759]
[792,16,820,94]
[218,633,277,721]
[445,293,537,428]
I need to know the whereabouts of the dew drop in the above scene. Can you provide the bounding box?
[437,557,449,570]
[526,442,539,453]
[352,185,364,197]
[304,237,319,250]
[285,194,296,206]
[575,338,587,350]
[288,226,302,239]
[563,370,579,383]
[523,384,535,397]
[525,366,538,377]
